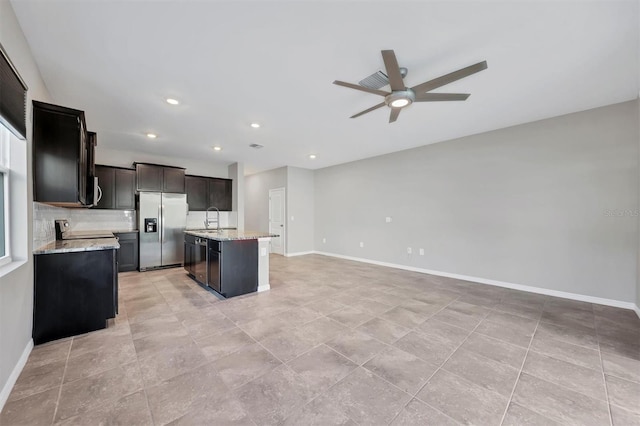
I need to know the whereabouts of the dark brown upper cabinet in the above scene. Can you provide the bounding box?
[135,163,185,193]
[33,101,92,206]
[185,174,232,211]
[95,165,135,210]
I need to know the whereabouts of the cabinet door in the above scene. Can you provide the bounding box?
[77,118,88,205]
[163,167,185,193]
[33,105,81,203]
[115,169,136,210]
[208,178,232,211]
[136,164,163,191]
[95,166,115,209]
[185,176,208,211]
[115,233,138,272]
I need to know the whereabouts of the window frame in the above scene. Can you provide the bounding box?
[0,126,11,267]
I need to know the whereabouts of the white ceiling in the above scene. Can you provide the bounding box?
[10,1,639,175]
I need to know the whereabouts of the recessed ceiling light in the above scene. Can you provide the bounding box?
[166,98,180,105]
[250,123,260,128]
[309,154,317,159]
[213,146,222,151]
[146,133,157,139]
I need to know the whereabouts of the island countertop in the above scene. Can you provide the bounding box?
[34,238,120,255]
[184,229,278,241]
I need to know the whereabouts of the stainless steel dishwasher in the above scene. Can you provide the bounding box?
[194,237,208,285]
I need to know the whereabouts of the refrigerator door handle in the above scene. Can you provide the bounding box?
[161,204,165,243]
[158,205,162,243]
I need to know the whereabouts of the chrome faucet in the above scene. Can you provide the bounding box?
[205,206,220,230]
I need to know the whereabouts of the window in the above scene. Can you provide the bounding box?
[0,125,10,266]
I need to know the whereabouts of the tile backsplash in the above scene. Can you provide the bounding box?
[33,202,238,250]
[186,211,237,230]
[33,202,136,250]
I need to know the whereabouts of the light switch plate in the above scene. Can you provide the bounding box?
[261,247,267,256]
[385,217,392,223]
[359,242,364,248]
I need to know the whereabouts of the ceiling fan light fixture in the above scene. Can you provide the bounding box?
[166,98,180,105]
[146,133,157,139]
[390,98,410,108]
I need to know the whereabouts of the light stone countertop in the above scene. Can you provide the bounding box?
[184,229,278,241]
[34,238,120,255]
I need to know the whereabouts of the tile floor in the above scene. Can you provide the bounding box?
[2,254,640,425]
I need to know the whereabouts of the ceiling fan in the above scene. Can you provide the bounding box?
[333,50,487,123]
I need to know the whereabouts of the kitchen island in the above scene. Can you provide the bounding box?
[33,237,120,344]
[184,230,277,298]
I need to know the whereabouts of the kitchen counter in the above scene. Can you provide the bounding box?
[34,237,120,255]
[184,229,278,241]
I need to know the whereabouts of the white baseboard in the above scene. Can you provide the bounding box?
[0,339,33,412]
[313,251,638,311]
[285,251,315,258]
[634,304,640,319]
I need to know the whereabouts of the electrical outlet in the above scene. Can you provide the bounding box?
[385,217,392,223]
[322,238,326,244]
[407,247,412,254]
[419,248,425,256]
[359,242,364,248]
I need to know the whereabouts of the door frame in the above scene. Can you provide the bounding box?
[268,187,285,255]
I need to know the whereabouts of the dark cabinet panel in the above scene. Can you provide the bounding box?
[163,167,185,193]
[94,166,135,210]
[115,169,135,209]
[185,175,232,211]
[33,249,117,345]
[95,165,115,209]
[115,232,138,272]
[136,163,163,191]
[209,178,232,211]
[185,176,208,211]
[135,163,185,193]
[33,101,89,206]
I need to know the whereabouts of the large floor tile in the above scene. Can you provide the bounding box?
[502,402,561,426]
[54,362,143,422]
[146,361,228,425]
[234,365,316,425]
[282,393,357,426]
[394,331,458,366]
[512,373,610,425]
[606,374,640,414]
[416,369,508,425]
[195,326,255,360]
[522,351,607,401]
[63,338,137,383]
[326,329,388,365]
[530,332,602,370]
[26,339,71,368]
[459,333,526,369]
[356,317,410,344]
[601,351,640,383]
[390,398,459,425]
[166,395,254,426]
[364,346,439,394]
[8,359,66,402]
[0,387,58,426]
[610,404,640,426]
[443,348,520,397]
[288,345,357,391]
[139,341,208,387]
[56,390,153,426]
[322,368,412,425]
[327,306,375,328]
[213,343,281,389]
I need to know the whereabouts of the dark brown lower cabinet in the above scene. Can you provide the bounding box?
[33,249,118,345]
[115,232,138,272]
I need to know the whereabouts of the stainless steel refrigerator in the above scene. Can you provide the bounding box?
[138,192,187,271]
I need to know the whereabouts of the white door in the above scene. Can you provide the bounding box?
[269,187,285,255]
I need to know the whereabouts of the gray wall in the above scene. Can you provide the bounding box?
[315,101,639,304]
[0,0,52,404]
[244,166,287,236]
[637,98,640,309]
[286,167,314,254]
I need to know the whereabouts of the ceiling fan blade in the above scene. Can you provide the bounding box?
[381,50,405,91]
[389,107,401,123]
[414,93,470,102]
[333,80,389,97]
[411,61,487,94]
[350,102,386,119]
